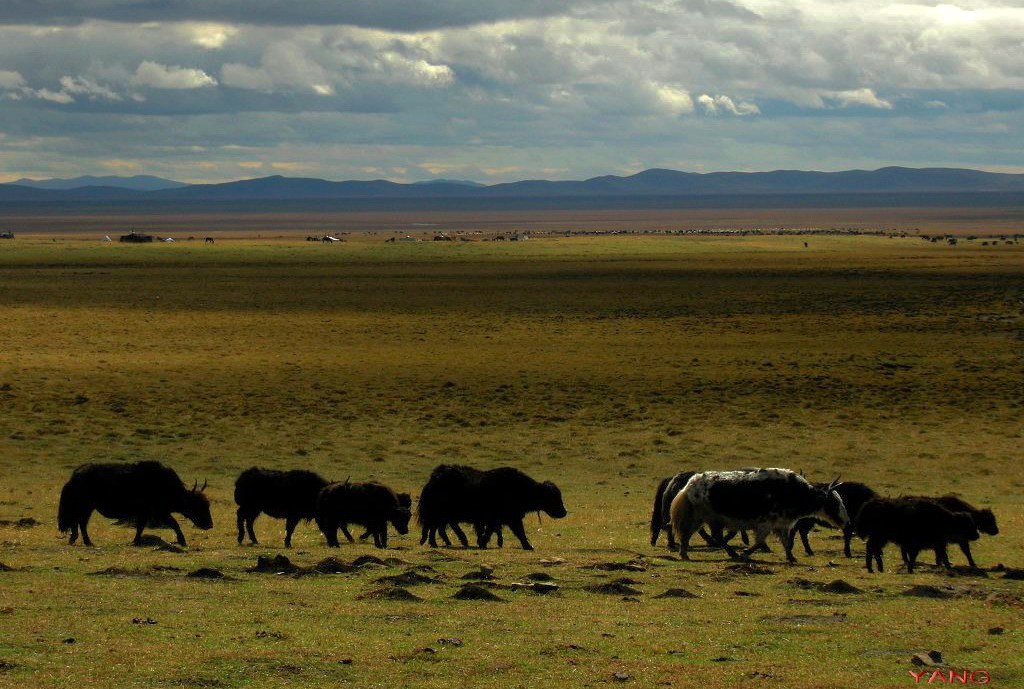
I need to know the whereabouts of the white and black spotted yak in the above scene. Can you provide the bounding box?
[670,468,848,562]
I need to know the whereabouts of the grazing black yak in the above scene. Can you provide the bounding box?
[315,481,411,549]
[855,497,979,573]
[417,464,567,550]
[57,461,212,546]
[417,464,483,548]
[234,467,330,547]
[789,481,877,557]
[907,494,998,568]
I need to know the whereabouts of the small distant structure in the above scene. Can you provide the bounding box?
[160,237,175,243]
[119,231,154,243]
[0,231,14,239]
[509,233,528,241]
[397,235,419,242]
[102,235,112,242]
[432,233,453,241]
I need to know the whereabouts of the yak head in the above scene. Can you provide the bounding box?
[817,477,849,528]
[391,493,413,536]
[182,479,214,530]
[539,480,568,519]
[390,506,412,536]
[974,508,998,536]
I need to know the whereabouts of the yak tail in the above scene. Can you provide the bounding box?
[57,481,77,533]
[650,477,670,545]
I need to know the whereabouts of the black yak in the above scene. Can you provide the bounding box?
[417,464,567,550]
[789,480,877,557]
[905,495,998,568]
[234,467,330,547]
[670,468,847,562]
[57,461,212,546]
[855,497,980,573]
[315,481,411,549]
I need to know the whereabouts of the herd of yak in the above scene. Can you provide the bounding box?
[55,461,998,574]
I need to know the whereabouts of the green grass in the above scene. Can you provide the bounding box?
[1,234,1022,688]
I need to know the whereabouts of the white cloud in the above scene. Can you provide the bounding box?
[59,76,122,101]
[697,94,760,116]
[132,61,217,89]
[826,88,893,110]
[655,85,694,115]
[0,69,24,89]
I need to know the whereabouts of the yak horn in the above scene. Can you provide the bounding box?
[192,479,198,491]
[201,479,208,492]
[827,475,842,491]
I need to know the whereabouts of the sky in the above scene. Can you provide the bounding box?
[0,1,1022,183]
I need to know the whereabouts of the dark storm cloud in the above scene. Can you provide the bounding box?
[0,0,605,30]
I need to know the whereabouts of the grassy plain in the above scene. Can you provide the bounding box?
[0,234,1022,688]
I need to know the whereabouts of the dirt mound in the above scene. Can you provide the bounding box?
[375,569,439,587]
[585,557,648,572]
[585,581,642,596]
[526,572,554,582]
[0,562,16,572]
[654,588,699,599]
[247,555,300,574]
[789,578,863,594]
[314,557,358,574]
[186,568,227,580]
[351,555,389,568]
[903,585,954,599]
[358,586,423,601]
[453,584,505,601]
[0,517,40,528]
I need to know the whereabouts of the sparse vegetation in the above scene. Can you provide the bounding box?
[0,233,1022,688]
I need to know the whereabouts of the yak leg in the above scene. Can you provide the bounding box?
[789,522,814,556]
[378,526,388,549]
[284,517,300,548]
[133,513,150,545]
[740,525,772,561]
[843,525,855,558]
[958,540,977,569]
[449,522,470,548]
[339,525,355,543]
[79,512,93,546]
[933,543,953,569]
[245,513,258,544]
[420,526,430,546]
[236,508,245,544]
[69,520,79,545]
[905,547,920,573]
[163,515,187,546]
[775,526,797,563]
[864,537,884,573]
[508,518,533,550]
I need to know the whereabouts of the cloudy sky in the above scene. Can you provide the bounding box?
[0,1,1022,183]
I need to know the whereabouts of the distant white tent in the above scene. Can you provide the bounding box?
[102,235,112,242]
[161,237,175,242]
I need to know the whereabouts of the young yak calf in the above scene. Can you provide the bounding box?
[316,481,411,549]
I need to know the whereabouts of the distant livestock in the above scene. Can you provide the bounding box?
[790,481,878,558]
[316,481,412,549]
[58,460,213,546]
[855,497,980,573]
[417,464,567,550]
[904,495,998,569]
[670,469,847,562]
[234,467,330,547]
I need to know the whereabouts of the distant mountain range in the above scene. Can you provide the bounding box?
[10,175,187,191]
[2,167,1024,206]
